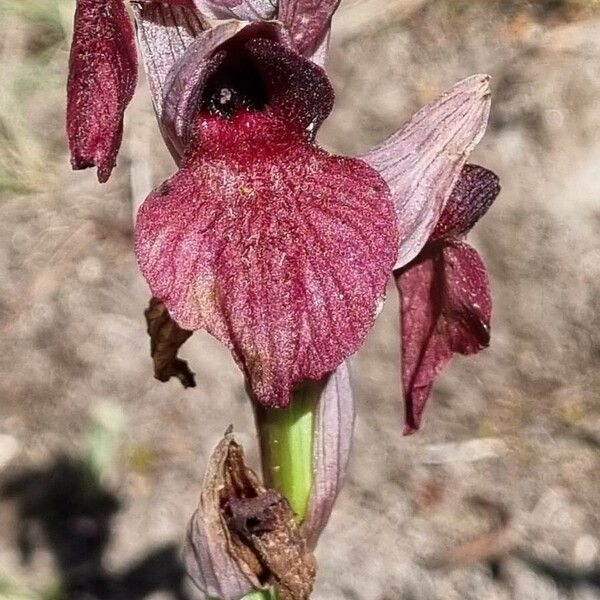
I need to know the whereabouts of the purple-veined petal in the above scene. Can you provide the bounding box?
[278,0,340,57]
[302,361,354,549]
[134,42,397,407]
[135,112,397,407]
[132,2,206,117]
[396,241,491,434]
[194,0,278,20]
[67,0,137,183]
[433,164,501,239]
[140,0,277,20]
[362,75,492,270]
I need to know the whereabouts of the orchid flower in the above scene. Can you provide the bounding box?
[67,0,496,417]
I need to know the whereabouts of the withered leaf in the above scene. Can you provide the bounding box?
[226,490,317,600]
[144,297,195,388]
[184,432,258,600]
[184,430,316,600]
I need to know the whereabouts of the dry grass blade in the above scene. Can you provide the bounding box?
[425,496,516,570]
[0,0,71,194]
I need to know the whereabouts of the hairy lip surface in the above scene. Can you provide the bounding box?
[135,104,397,407]
[135,39,398,408]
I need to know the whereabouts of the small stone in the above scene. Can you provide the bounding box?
[0,434,20,469]
[574,535,599,567]
[76,255,103,283]
[418,438,507,465]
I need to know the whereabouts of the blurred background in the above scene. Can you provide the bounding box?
[0,0,599,598]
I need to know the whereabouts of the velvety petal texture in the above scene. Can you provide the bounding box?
[67,0,138,183]
[397,164,500,434]
[362,75,492,270]
[397,242,491,434]
[135,40,398,407]
[432,164,500,239]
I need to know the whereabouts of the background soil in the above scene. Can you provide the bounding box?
[0,1,599,599]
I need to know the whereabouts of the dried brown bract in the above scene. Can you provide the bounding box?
[144,298,195,388]
[184,430,316,600]
[226,490,317,600]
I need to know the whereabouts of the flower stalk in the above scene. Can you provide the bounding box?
[245,385,321,600]
[254,385,321,521]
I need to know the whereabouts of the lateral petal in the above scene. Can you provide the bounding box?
[396,241,491,434]
[67,0,137,182]
[362,75,491,269]
[432,163,500,239]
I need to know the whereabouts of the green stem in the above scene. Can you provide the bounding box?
[236,591,277,600]
[254,386,319,520]
[239,386,320,600]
